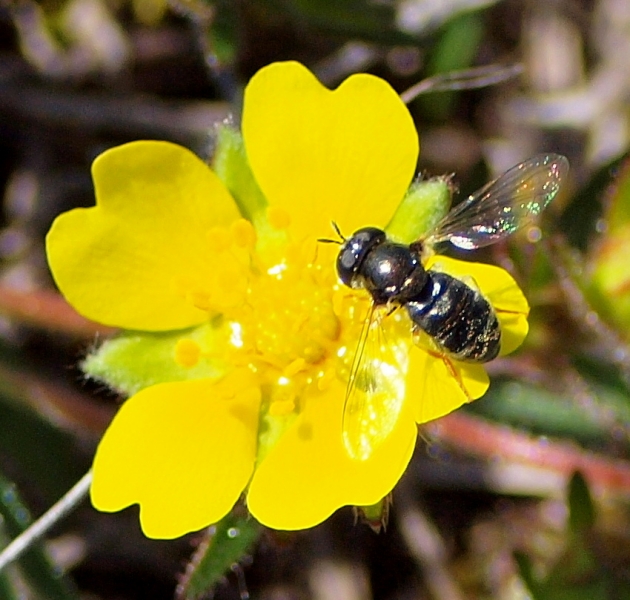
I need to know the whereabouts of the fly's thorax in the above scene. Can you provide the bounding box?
[360,241,428,305]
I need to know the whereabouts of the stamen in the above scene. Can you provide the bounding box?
[283,358,306,378]
[267,207,291,230]
[269,399,296,416]
[188,290,212,311]
[174,339,202,367]
[231,219,257,249]
[316,367,335,392]
[177,227,363,426]
[300,340,327,363]
[269,376,298,416]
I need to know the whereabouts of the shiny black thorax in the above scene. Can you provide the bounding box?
[336,227,501,363]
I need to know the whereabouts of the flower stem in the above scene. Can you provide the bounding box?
[400,63,524,104]
[0,470,92,572]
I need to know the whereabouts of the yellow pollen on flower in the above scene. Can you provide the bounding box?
[174,213,377,427]
[245,260,340,370]
[174,338,202,368]
[201,223,348,423]
[267,206,291,230]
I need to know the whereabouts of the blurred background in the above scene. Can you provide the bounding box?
[1,0,630,598]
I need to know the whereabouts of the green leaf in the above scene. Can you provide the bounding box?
[517,472,607,600]
[207,0,239,66]
[599,157,630,233]
[0,571,19,600]
[275,0,416,45]
[584,155,630,335]
[416,11,485,120]
[514,551,542,599]
[0,382,87,502]
[568,472,595,533]
[385,177,451,244]
[466,380,623,449]
[177,512,262,600]
[0,473,79,600]
[559,152,628,252]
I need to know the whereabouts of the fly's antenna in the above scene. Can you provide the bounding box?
[332,221,345,241]
[318,221,346,244]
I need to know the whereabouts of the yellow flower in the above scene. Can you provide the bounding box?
[45,62,529,539]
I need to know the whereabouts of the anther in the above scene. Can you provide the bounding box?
[231,219,256,249]
[317,368,335,392]
[188,290,212,311]
[267,207,291,230]
[174,339,202,368]
[269,399,296,416]
[283,358,306,378]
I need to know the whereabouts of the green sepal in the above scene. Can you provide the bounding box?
[385,177,451,244]
[256,411,298,467]
[354,495,391,533]
[177,510,262,600]
[82,320,227,397]
[212,125,287,251]
[212,125,266,223]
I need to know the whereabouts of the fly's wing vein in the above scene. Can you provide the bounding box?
[342,306,409,461]
[425,154,569,250]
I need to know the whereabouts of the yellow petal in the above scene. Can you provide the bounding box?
[408,344,489,424]
[46,141,240,330]
[425,255,530,356]
[242,61,419,242]
[90,373,260,539]
[495,309,529,356]
[246,379,417,529]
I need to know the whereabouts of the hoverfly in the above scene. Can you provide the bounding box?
[335,154,569,460]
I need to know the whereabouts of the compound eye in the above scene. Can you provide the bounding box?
[336,227,385,287]
[337,247,359,285]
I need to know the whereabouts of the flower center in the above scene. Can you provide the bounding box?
[173,216,412,453]
[179,219,352,413]
[241,242,345,413]
[246,253,339,369]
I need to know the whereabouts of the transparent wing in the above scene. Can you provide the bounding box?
[342,304,409,461]
[425,154,569,250]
